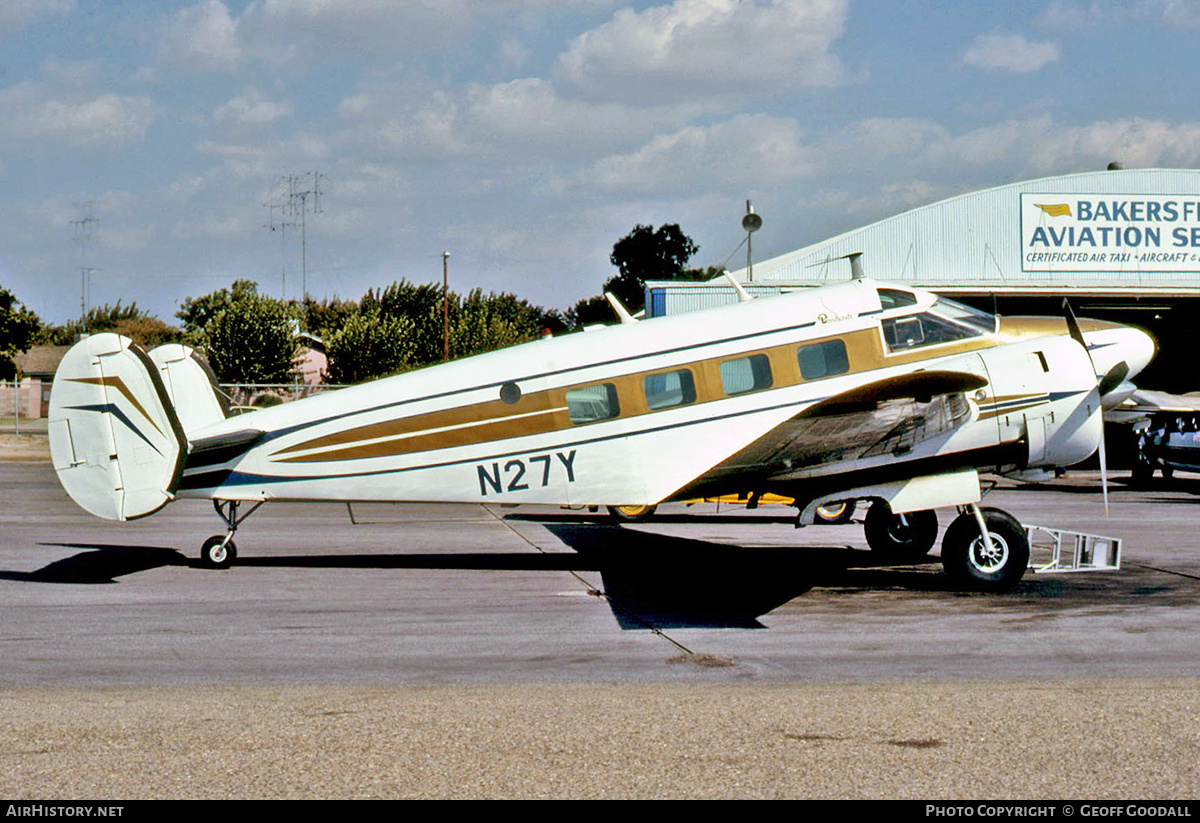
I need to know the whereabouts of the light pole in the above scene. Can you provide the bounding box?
[442,251,451,361]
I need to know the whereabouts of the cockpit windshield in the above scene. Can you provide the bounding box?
[880,295,997,353]
[931,296,998,335]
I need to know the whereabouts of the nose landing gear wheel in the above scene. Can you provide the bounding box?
[941,507,1028,592]
[201,536,237,569]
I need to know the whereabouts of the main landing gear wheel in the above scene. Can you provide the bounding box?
[606,504,657,522]
[941,507,1029,592]
[863,502,938,560]
[201,535,237,570]
[814,500,857,525]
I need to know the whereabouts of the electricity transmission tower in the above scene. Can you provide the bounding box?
[264,171,323,300]
[70,202,99,319]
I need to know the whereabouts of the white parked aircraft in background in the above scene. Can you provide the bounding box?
[48,278,1154,592]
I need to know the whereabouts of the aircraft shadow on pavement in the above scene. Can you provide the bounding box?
[5,545,187,584]
[540,523,952,629]
[24,527,950,630]
[18,527,1192,625]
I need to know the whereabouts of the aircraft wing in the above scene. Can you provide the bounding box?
[1106,389,1200,425]
[671,370,987,500]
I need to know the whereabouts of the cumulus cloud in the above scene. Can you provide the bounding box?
[588,114,815,193]
[557,0,851,103]
[333,76,704,165]
[0,0,73,39]
[962,31,1060,73]
[214,88,294,127]
[0,83,156,149]
[464,78,705,154]
[158,0,241,72]
[1040,0,1200,29]
[1021,118,1200,172]
[830,115,1200,180]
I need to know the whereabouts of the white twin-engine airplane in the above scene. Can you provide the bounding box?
[48,278,1154,592]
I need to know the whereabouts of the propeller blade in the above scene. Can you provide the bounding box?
[1062,298,1087,350]
[1064,297,1111,514]
[1098,361,1130,398]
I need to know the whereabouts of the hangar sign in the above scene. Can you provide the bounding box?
[1020,193,1200,272]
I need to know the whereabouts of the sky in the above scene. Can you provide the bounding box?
[3,0,1200,326]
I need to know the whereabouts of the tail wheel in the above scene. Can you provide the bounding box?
[941,508,1029,592]
[605,504,657,522]
[201,535,237,570]
[864,502,938,560]
[814,500,857,525]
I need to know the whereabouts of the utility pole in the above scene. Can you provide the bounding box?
[70,202,99,319]
[442,251,451,361]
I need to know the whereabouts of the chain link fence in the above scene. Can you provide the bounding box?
[218,382,347,413]
[1,380,40,435]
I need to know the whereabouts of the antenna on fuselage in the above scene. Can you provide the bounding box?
[847,252,865,280]
[805,251,866,281]
[604,292,638,324]
[722,270,754,302]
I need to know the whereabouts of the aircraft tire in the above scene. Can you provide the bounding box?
[814,500,856,525]
[201,536,237,570]
[863,503,938,560]
[605,505,657,522]
[940,508,1028,593]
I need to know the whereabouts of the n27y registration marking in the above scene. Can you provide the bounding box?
[477,450,576,496]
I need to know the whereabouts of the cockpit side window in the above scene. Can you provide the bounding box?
[877,288,918,311]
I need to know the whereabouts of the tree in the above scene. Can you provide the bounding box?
[299,295,360,342]
[324,312,415,384]
[361,279,551,366]
[202,290,297,384]
[42,302,182,349]
[449,288,545,360]
[567,223,714,327]
[0,286,41,379]
[607,224,700,310]
[176,279,260,339]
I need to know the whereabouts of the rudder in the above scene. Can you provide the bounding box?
[148,343,228,438]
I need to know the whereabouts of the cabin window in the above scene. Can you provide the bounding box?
[566,383,620,423]
[720,354,773,396]
[643,369,696,410]
[797,339,849,380]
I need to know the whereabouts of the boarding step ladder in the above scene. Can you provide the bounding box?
[1023,525,1122,573]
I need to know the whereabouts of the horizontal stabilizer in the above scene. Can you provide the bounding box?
[48,334,186,521]
[187,428,264,469]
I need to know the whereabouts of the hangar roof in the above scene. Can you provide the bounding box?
[725,168,1200,297]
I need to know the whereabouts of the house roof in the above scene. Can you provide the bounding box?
[14,345,69,377]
